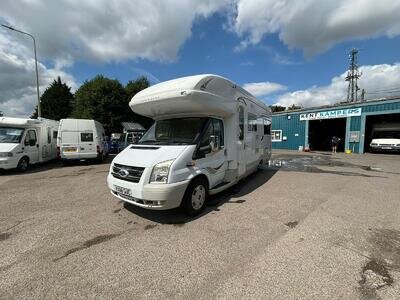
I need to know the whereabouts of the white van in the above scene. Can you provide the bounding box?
[370,123,400,152]
[0,117,59,171]
[107,74,272,216]
[58,119,109,163]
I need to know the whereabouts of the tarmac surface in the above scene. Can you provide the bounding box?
[1,150,399,299]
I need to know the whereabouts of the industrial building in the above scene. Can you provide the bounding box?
[271,97,400,153]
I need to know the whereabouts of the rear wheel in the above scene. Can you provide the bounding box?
[17,156,29,172]
[181,178,208,216]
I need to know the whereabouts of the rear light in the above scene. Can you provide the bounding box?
[56,146,60,158]
[97,145,100,153]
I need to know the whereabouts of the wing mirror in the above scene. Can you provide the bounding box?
[210,135,220,152]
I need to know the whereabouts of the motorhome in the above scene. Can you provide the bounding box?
[107,74,272,216]
[370,123,400,152]
[57,119,109,163]
[0,117,59,171]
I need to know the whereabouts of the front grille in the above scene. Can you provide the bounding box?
[112,163,145,183]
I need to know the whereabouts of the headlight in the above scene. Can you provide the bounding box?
[150,159,174,183]
[370,143,378,146]
[0,152,13,157]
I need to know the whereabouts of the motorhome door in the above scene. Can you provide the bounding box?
[237,105,246,176]
[24,129,39,163]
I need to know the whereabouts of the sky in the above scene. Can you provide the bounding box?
[1,0,400,117]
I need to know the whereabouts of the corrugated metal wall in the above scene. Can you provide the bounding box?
[271,113,305,150]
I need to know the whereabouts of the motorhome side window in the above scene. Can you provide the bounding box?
[81,132,93,142]
[238,106,244,140]
[47,127,51,144]
[248,113,257,132]
[25,130,37,145]
[264,118,271,135]
[53,131,58,139]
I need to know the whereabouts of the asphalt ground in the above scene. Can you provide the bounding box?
[1,151,399,299]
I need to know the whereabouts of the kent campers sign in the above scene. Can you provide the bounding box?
[300,107,361,121]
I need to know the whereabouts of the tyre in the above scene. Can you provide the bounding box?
[17,156,29,172]
[181,177,208,216]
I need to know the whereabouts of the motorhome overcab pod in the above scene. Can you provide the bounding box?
[0,117,59,171]
[107,74,272,215]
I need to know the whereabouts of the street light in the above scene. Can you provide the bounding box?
[1,24,41,118]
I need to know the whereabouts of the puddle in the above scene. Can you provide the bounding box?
[285,221,298,228]
[0,232,12,241]
[53,233,120,262]
[144,224,158,230]
[268,156,386,178]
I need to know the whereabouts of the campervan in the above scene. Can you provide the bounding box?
[0,117,59,171]
[370,123,400,152]
[107,74,272,216]
[57,119,109,163]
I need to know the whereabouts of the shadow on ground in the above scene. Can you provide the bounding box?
[123,168,278,225]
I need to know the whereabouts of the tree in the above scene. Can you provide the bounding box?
[270,105,286,113]
[287,104,302,111]
[124,76,153,128]
[72,75,127,133]
[31,77,74,119]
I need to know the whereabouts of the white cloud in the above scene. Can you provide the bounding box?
[275,63,400,108]
[230,0,400,56]
[243,81,287,97]
[0,33,77,117]
[1,0,230,63]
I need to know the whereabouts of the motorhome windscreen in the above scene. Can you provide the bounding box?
[139,118,208,145]
[373,131,400,139]
[0,127,25,143]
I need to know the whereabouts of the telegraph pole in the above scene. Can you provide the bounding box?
[345,48,362,103]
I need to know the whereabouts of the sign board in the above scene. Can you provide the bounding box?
[300,107,361,121]
[349,131,360,143]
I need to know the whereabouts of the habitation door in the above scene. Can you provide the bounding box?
[237,105,246,177]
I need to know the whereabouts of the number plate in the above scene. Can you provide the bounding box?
[114,185,132,196]
[382,147,392,150]
[63,147,77,152]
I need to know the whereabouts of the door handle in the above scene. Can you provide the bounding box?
[36,144,39,148]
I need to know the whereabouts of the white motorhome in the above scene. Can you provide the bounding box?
[107,74,272,216]
[370,123,400,152]
[58,119,109,163]
[0,117,59,171]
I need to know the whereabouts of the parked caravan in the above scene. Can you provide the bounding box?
[58,119,109,163]
[107,74,272,216]
[0,117,59,171]
[370,123,400,152]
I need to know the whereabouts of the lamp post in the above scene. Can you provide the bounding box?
[1,24,41,118]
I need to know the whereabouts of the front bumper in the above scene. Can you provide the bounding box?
[107,173,189,210]
[0,157,18,170]
[370,145,400,152]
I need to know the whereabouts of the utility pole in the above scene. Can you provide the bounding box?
[345,48,362,103]
[1,24,41,118]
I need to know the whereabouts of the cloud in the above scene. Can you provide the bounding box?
[275,63,400,108]
[0,33,77,117]
[230,0,400,56]
[243,81,287,97]
[1,0,230,63]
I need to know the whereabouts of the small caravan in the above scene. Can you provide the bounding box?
[0,117,59,171]
[58,119,109,162]
[107,74,272,215]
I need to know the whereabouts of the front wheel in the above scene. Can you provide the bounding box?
[17,156,29,172]
[181,178,208,216]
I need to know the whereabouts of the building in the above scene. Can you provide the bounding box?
[271,98,400,153]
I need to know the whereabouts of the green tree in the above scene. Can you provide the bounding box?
[31,76,74,119]
[124,76,153,128]
[73,75,127,133]
[287,104,302,111]
[270,105,286,113]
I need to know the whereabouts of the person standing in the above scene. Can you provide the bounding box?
[331,136,341,153]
